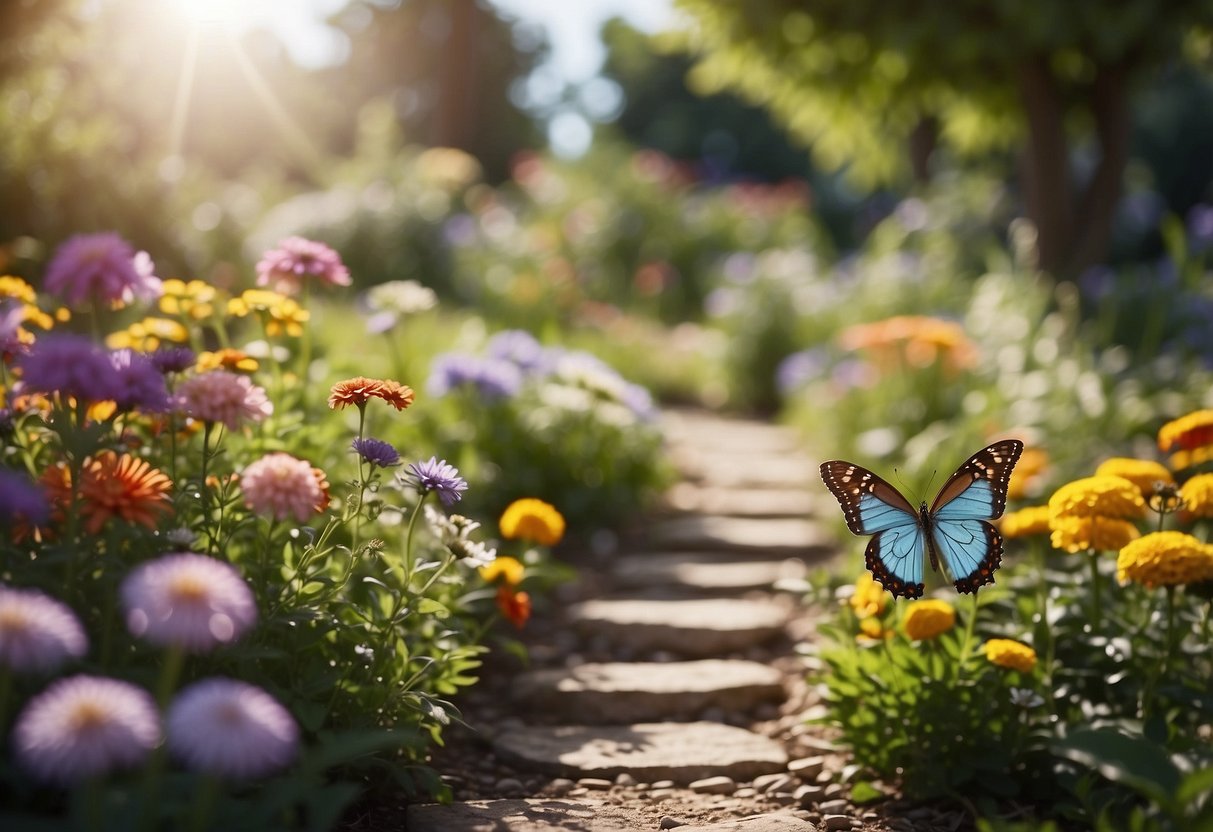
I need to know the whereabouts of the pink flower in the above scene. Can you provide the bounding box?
[121,553,257,652]
[43,232,162,308]
[167,678,299,779]
[0,585,88,673]
[241,452,329,522]
[176,370,273,430]
[12,675,161,784]
[254,236,351,295]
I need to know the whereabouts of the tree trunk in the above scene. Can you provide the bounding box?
[1016,55,1074,275]
[908,116,938,184]
[1068,62,1131,276]
[432,0,478,150]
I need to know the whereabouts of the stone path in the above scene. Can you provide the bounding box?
[404,409,897,832]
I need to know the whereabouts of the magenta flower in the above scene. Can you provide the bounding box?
[43,232,162,308]
[12,675,161,784]
[121,553,257,652]
[254,236,351,295]
[405,457,467,506]
[240,453,330,522]
[0,585,88,673]
[167,678,299,779]
[175,370,273,430]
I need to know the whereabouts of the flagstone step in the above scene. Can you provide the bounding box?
[512,659,785,723]
[407,800,815,832]
[566,597,789,657]
[612,553,807,593]
[492,722,789,784]
[660,482,818,519]
[648,516,833,557]
[667,453,817,491]
[661,412,802,456]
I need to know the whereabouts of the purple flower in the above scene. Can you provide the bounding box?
[1188,203,1213,252]
[427,353,523,400]
[12,675,161,784]
[255,236,351,295]
[776,348,828,395]
[405,457,468,506]
[16,334,121,403]
[109,349,171,413]
[0,585,88,673]
[151,346,197,374]
[43,232,162,308]
[352,437,400,467]
[0,469,49,525]
[121,553,257,652]
[167,678,299,779]
[0,301,27,357]
[486,330,547,374]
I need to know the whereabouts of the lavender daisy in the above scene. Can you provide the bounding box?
[109,349,171,413]
[16,334,122,404]
[12,675,161,785]
[405,457,468,506]
[0,585,88,673]
[121,553,257,652]
[0,469,49,525]
[167,678,299,779]
[352,437,400,468]
[43,232,162,308]
[255,236,351,295]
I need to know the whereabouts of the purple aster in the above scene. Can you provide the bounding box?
[406,457,468,506]
[0,469,48,525]
[0,585,88,673]
[167,678,299,779]
[16,334,122,403]
[43,232,162,309]
[254,236,351,295]
[352,437,400,468]
[150,345,197,374]
[427,353,523,400]
[485,329,547,374]
[0,300,27,357]
[109,349,171,413]
[1188,203,1213,252]
[12,675,161,785]
[776,348,828,395]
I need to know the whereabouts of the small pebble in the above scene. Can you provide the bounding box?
[753,773,793,793]
[823,783,845,799]
[577,778,614,790]
[794,784,825,805]
[649,788,677,800]
[823,815,851,831]
[494,777,524,794]
[733,787,757,799]
[769,792,797,806]
[788,756,826,780]
[690,776,736,795]
[660,817,686,830]
[818,799,848,813]
[566,787,588,798]
[548,778,575,796]
[651,780,675,789]
[862,812,881,822]
[614,773,638,787]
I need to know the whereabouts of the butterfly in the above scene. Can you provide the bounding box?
[819,440,1023,599]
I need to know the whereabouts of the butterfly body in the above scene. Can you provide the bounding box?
[820,440,1023,599]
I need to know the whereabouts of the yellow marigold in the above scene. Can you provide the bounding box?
[849,572,888,618]
[1094,458,1173,497]
[856,617,892,643]
[983,639,1037,673]
[1007,447,1049,500]
[196,349,258,373]
[105,317,189,352]
[1158,410,1213,453]
[1048,476,1146,521]
[1049,515,1140,553]
[480,555,525,586]
[1117,531,1213,588]
[1170,445,1213,472]
[1180,474,1213,518]
[902,599,955,641]
[1000,506,1051,539]
[499,498,566,546]
[159,278,217,320]
[0,275,37,303]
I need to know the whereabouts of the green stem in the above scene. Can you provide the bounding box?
[953,593,980,683]
[155,645,186,708]
[402,492,429,592]
[189,775,222,832]
[1089,550,1102,632]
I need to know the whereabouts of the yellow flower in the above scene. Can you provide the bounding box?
[196,349,259,373]
[1170,445,1213,472]
[228,289,309,337]
[480,556,524,586]
[849,572,888,618]
[1094,458,1173,497]
[1180,474,1213,518]
[105,317,189,352]
[1000,506,1051,539]
[1048,476,1146,521]
[983,639,1037,673]
[902,599,955,641]
[1117,531,1213,588]
[499,498,565,546]
[0,275,37,303]
[1158,410,1213,453]
[1049,516,1140,553]
[159,278,217,320]
[1007,447,1049,500]
[856,617,891,643]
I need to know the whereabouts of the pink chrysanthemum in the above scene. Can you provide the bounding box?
[254,236,351,295]
[43,232,162,308]
[176,370,273,430]
[121,553,257,652]
[167,678,299,779]
[240,453,329,522]
[0,585,88,673]
[12,675,161,785]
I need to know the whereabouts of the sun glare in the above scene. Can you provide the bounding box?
[174,0,262,27]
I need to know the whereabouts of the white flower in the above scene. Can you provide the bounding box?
[122,553,257,652]
[167,678,298,779]
[0,586,88,673]
[1009,687,1044,709]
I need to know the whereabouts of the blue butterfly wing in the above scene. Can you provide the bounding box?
[820,460,927,598]
[928,440,1023,594]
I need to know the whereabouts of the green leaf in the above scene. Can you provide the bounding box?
[850,780,884,804]
[1051,727,1181,807]
[1177,766,1213,805]
[417,598,450,618]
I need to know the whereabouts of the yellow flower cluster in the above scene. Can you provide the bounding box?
[1117,531,1213,588]
[1180,474,1213,518]
[983,639,1037,673]
[196,349,259,373]
[1000,506,1050,539]
[1047,475,1145,553]
[1094,458,1173,497]
[1050,516,1139,553]
[1007,447,1050,501]
[159,279,217,320]
[1158,409,1213,455]
[838,315,978,375]
[902,599,955,641]
[499,498,566,546]
[480,555,524,586]
[849,572,888,618]
[857,617,892,643]
[0,275,67,347]
[228,289,310,337]
[105,317,190,351]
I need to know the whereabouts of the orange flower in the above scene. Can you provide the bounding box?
[1158,410,1213,454]
[499,498,565,546]
[327,377,414,411]
[196,349,259,374]
[496,586,532,629]
[375,379,415,411]
[77,451,173,534]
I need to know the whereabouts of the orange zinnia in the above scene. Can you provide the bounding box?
[375,379,415,411]
[328,377,384,409]
[78,451,173,534]
[496,586,532,629]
